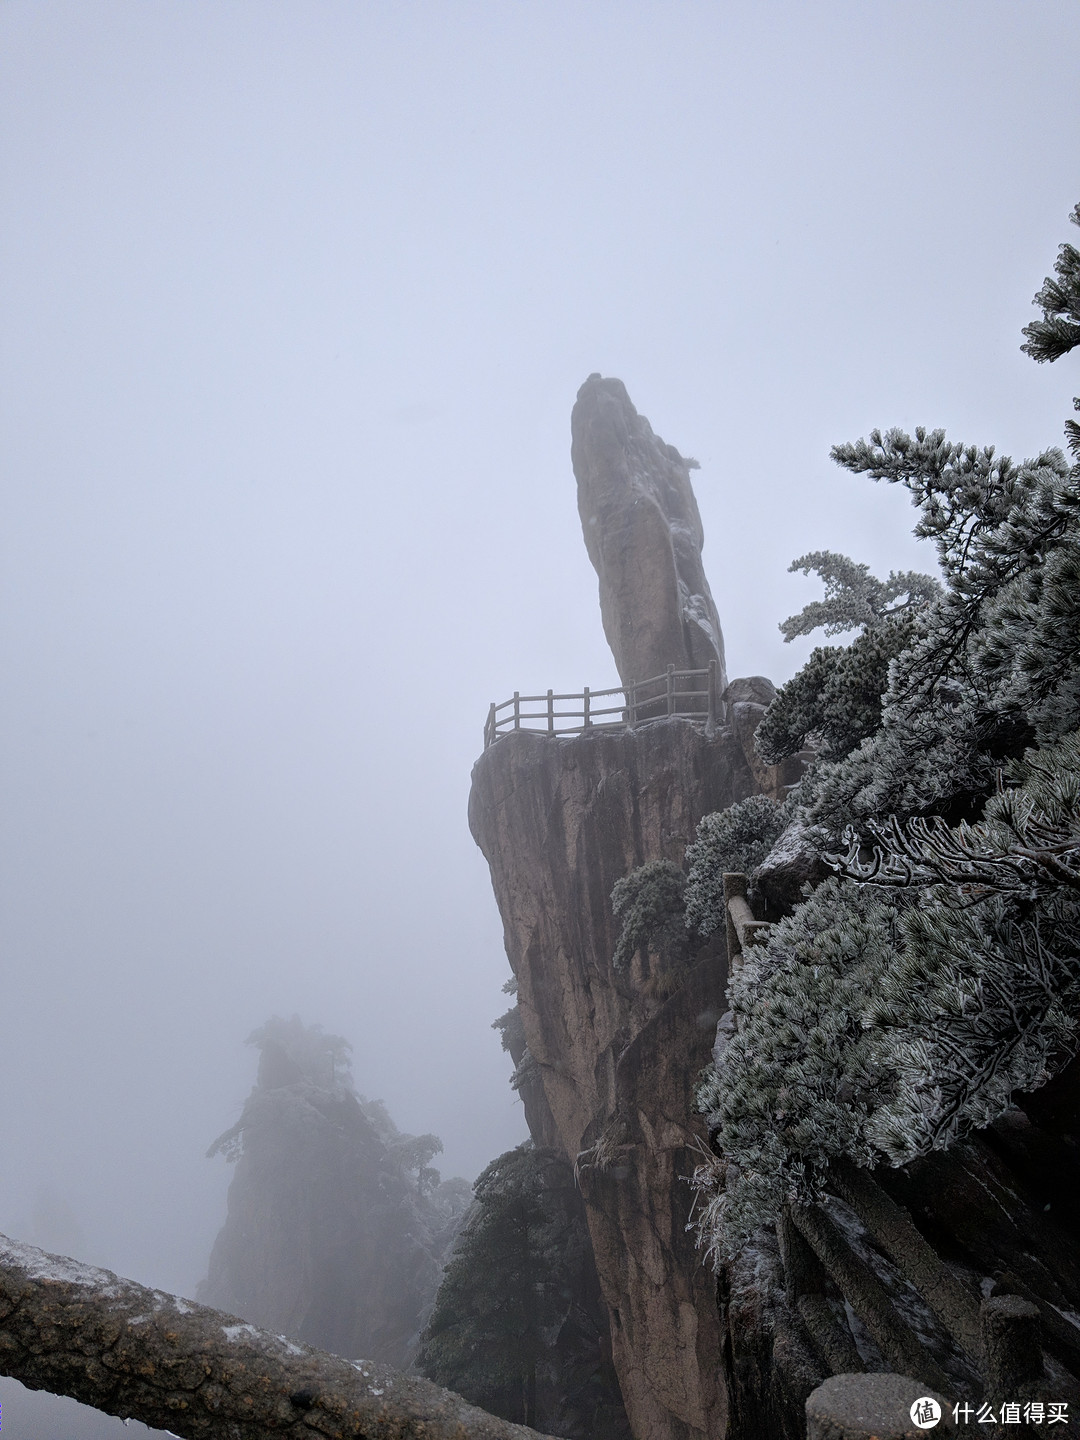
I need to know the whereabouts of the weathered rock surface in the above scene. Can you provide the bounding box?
[572,376,726,693]
[469,376,813,1438]
[804,1374,954,1440]
[470,715,793,1440]
[753,818,829,916]
[723,676,805,806]
[722,1229,824,1440]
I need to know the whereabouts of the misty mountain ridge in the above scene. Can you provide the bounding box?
[198,1015,470,1369]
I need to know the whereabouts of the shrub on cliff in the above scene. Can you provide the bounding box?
[756,553,938,765]
[610,858,690,972]
[609,795,786,971]
[849,729,1080,1164]
[693,877,901,1262]
[695,734,1080,1259]
[796,424,1080,838]
[682,795,786,927]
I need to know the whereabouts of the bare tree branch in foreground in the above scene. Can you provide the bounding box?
[0,1233,555,1439]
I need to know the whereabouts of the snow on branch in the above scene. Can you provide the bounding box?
[0,1232,555,1440]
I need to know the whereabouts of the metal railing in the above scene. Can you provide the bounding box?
[483,661,724,749]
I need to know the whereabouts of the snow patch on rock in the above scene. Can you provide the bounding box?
[222,1323,259,1342]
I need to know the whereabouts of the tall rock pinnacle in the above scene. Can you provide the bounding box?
[470,381,803,1439]
[571,375,727,693]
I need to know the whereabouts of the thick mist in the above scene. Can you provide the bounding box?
[2,4,1079,1433]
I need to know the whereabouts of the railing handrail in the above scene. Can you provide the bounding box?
[483,662,723,749]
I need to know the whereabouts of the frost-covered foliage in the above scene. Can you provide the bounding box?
[832,429,1079,736]
[611,797,788,970]
[1022,199,1080,458]
[492,1000,525,1060]
[774,424,1080,842]
[683,795,785,932]
[610,858,689,971]
[491,977,540,1094]
[694,879,901,1261]
[839,730,1080,1163]
[779,550,940,642]
[756,617,920,764]
[694,204,1080,1266]
[695,733,1080,1259]
[802,703,996,838]
[509,1045,541,1094]
[757,552,938,765]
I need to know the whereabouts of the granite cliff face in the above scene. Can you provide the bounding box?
[572,375,727,693]
[470,717,794,1440]
[469,378,798,1440]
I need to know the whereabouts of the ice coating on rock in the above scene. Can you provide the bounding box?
[571,375,727,692]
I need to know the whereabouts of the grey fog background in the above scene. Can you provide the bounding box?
[1,2,1079,1431]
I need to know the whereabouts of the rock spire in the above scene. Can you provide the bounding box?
[571,375,726,692]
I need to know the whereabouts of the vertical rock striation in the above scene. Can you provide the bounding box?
[470,724,721,1439]
[470,715,793,1440]
[572,375,726,693]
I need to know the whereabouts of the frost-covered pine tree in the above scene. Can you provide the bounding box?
[691,201,1080,1267]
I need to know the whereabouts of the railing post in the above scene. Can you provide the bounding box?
[667,664,675,715]
[628,680,636,728]
[485,702,496,749]
[513,691,520,730]
[724,873,747,978]
[547,689,554,734]
[583,687,590,728]
[707,660,717,729]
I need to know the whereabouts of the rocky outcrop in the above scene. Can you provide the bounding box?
[468,376,808,1439]
[469,713,793,1440]
[199,1018,468,1370]
[572,376,726,693]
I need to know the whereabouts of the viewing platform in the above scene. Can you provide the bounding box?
[483,661,725,749]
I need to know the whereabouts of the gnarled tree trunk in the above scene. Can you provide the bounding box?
[0,1234,554,1439]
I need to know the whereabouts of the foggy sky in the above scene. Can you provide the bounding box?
[2,0,1079,1397]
